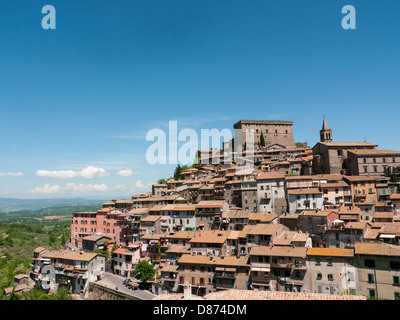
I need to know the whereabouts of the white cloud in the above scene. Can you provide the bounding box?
[135,180,146,189]
[32,183,109,194]
[116,169,134,177]
[32,184,61,194]
[35,166,109,180]
[0,172,24,177]
[64,183,109,193]
[35,170,78,180]
[79,166,109,180]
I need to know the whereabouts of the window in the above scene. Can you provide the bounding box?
[369,289,375,299]
[390,261,400,270]
[328,274,333,281]
[368,273,374,283]
[347,259,353,265]
[394,276,400,285]
[316,273,322,280]
[364,259,375,268]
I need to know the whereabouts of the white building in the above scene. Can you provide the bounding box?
[31,247,105,295]
[257,172,287,214]
[287,188,324,213]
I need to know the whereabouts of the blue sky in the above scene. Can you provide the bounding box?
[0,0,399,199]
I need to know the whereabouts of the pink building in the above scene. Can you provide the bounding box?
[113,244,141,277]
[71,208,129,248]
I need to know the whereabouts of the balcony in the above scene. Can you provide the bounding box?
[272,262,292,269]
[215,272,236,279]
[251,275,271,284]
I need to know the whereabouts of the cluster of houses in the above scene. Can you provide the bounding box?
[26,118,400,300]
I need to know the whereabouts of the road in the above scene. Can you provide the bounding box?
[95,272,156,300]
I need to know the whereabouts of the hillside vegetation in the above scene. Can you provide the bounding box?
[0,203,103,298]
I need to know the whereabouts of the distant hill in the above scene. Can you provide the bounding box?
[0,198,108,213]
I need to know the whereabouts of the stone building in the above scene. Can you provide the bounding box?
[233,120,296,151]
[306,248,356,295]
[313,141,378,175]
[355,242,400,300]
[347,149,400,176]
[312,117,378,174]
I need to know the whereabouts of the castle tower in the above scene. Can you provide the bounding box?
[320,116,332,142]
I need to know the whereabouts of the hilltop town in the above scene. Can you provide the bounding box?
[25,118,400,300]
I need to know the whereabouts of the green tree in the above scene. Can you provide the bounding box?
[48,232,56,245]
[157,178,167,184]
[173,164,182,180]
[131,260,156,283]
[260,132,265,147]
[51,286,72,300]
[8,288,20,300]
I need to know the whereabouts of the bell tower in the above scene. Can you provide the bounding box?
[320,116,332,142]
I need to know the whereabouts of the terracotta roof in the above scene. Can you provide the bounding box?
[246,223,283,236]
[319,141,377,147]
[390,194,400,200]
[224,209,251,220]
[279,213,299,220]
[42,250,99,262]
[113,248,127,255]
[355,242,400,256]
[287,188,322,195]
[320,181,349,188]
[140,233,163,240]
[189,230,230,244]
[33,246,47,254]
[168,231,200,240]
[141,215,161,222]
[300,210,337,217]
[160,265,179,273]
[374,212,394,219]
[285,174,343,181]
[249,213,278,222]
[273,231,310,245]
[171,204,196,211]
[343,175,377,182]
[379,224,400,235]
[363,229,380,240]
[347,149,400,156]
[227,230,241,240]
[126,208,150,215]
[338,206,361,215]
[165,245,190,254]
[307,248,354,257]
[178,254,216,265]
[345,222,369,230]
[257,172,285,180]
[196,200,225,208]
[214,255,249,267]
[250,245,307,258]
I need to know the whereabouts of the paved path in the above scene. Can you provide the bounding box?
[95,272,156,300]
